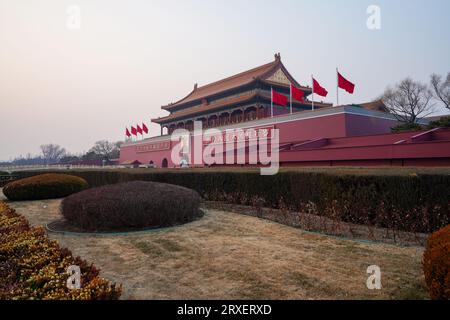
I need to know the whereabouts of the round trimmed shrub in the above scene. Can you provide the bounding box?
[61,181,202,231]
[3,173,89,201]
[423,224,450,300]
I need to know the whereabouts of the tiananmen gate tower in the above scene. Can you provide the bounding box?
[119,54,450,168]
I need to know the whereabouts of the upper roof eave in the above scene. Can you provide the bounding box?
[161,54,304,111]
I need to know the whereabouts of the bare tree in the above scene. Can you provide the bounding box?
[382,78,434,123]
[40,144,66,164]
[110,141,122,159]
[431,73,450,110]
[89,140,119,161]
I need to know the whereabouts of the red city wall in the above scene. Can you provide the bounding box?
[119,109,450,168]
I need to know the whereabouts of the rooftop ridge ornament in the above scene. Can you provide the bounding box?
[274,53,281,61]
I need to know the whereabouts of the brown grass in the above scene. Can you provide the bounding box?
[1,191,428,300]
[206,201,429,246]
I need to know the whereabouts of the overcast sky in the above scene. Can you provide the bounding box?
[1,0,449,160]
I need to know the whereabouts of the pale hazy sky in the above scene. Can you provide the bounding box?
[1,0,449,160]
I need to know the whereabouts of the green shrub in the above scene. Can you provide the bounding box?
[3,173,88,201]
[10,169,450,233]
[0,201,121,300]
[61,181,202,231]
[428,116,450,129]
[423,224,450,300]
[392,116,450,133]
[391,122,423,133]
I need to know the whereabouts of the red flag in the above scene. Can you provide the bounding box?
[291,84,304,101]
[338,71,355,94]
[131,126,137,136]
[136,124,143,135]
[125,127,131,137]
[142,123,148,134]
[313,78,328,97]
[272,89,288,106]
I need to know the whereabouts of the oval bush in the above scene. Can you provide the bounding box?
[61,181,202,231]
[423,224,450,300]
[3,173,89,201]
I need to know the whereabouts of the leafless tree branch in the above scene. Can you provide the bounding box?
[382,78,435,123]
[89,140,119,161]
[431,73,450,110]
[40,144,66,165]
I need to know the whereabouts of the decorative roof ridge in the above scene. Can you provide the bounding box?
[162,55,282,110]
[261,79,312,92]
[191,60,278,93]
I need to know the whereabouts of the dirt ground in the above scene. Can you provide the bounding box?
[1,191,428,300]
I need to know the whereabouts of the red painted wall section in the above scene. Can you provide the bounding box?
[279,129,450,166]
[344,113,398,137]
[119,113,395,166]
[119,112,351,166]
[277,113,347,143]
[119,141,174,168]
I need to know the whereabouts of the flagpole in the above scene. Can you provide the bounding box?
[271,87,274,118]
[311,75,315,111]
[336,67,339,107]
[290,85,293,114]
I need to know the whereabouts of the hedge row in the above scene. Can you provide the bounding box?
[0,201,121,299]
[3,173,88,201]
[0,171,11,187]
[11,169,450,233]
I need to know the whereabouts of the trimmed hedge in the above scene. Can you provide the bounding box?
[61,181,202,231]
[0,201,121,300]
[0,171,11,187]
[11,169,450,233]
[3,173,88,201]
[423,224,450,300]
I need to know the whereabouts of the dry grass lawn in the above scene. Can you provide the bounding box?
[2,192,428,300]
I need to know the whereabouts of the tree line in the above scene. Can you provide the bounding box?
[1,140,122,166]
